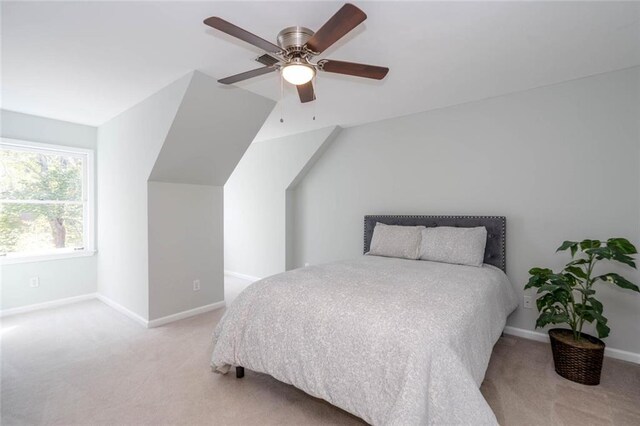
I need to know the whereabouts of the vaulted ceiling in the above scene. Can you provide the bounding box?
[2,1,639,141]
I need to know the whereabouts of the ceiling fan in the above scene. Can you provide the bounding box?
[204,3,389,103]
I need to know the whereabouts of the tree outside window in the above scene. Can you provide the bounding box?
[0,141,92,258]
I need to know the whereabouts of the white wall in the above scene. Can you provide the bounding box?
[1,110,97,311]
[148,182,223,320]
[97,74,192,319]
[224,126,340,279]
[291,67,640,354]
[1,257,96,310]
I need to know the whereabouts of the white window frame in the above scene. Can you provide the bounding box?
[0,138,95,264]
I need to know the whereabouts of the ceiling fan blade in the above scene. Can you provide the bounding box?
[204,17,282,53]
[305,3,366,54]
[218,66,276,85]
[255,53,280,67]
[297,81,316,103]
[320,60,389,80]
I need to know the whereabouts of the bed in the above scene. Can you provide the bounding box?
[211,215,518,425]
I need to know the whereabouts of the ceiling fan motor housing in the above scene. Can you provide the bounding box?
[277,26,315,56]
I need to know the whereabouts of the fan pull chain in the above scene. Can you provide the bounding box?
[312,73,317,121]
[279,71,284,123]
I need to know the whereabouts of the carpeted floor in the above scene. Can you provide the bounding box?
[2,297,639,425]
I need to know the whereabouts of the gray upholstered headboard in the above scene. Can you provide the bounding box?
[364,215,506,271]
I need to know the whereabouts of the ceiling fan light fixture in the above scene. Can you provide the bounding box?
[282,62,315,86]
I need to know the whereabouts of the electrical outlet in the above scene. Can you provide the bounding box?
[523,295,533,309]
[29,277,40,288]
[193,279,201,291]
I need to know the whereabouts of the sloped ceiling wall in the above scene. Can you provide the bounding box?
[99,70,274,322]
[97,73,192,320]
[149,71,275,185]
[224,126,341,279]
[146,71,274,322]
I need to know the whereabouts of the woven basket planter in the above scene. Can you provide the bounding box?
[549,328,605,385]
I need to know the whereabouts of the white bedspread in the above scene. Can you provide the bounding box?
[211,256,518,425]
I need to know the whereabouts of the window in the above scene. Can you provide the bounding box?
[0,139,94,262]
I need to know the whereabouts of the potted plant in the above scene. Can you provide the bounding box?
[525,238,639,385]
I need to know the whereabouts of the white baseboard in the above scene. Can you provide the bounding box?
[147,301,225,328]
[224,270,261,282]
[503,326,640,364]
[1,293,97,317]
[503,326,550,343]
[3,291,226,330]
[95,294,149,328]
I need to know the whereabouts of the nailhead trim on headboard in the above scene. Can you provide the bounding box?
[363,215,506,272]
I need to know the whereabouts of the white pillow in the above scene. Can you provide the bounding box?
[368,223,425,260]
[419,226,487,267]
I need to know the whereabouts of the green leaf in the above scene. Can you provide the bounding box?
[536,294,551,311]
[525,273,547,290]
[575,304,595,323]
[535,313,552,328]
[596,321,610,339]
[534,318,548,329]
[525,267,554,290]
[565,265,587,280]
[552,314,569,323]
[529,267,553,276]
[567,258,589,266]
[596,273,640,292]
[536,311,570,329]
[553,288,571,305]
[588,297,603,314]
[554,274,576,291]
[537,283,561,294]
[580,239,601,250]
[586,247,637,268]
[557,241,578,254]
[612,252,637,269]
[575,288,596,296]
[607,238,638,255]
[592,310,607,324]
[535,291,568,312]
[585,247,613,260]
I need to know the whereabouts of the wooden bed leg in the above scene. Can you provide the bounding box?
[236,366,245,378]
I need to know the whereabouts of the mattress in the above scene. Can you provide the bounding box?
[211,256,518,425]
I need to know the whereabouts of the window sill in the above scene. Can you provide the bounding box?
[0,250,96,265]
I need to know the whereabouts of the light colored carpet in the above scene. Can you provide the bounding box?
[2,297,639,425]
